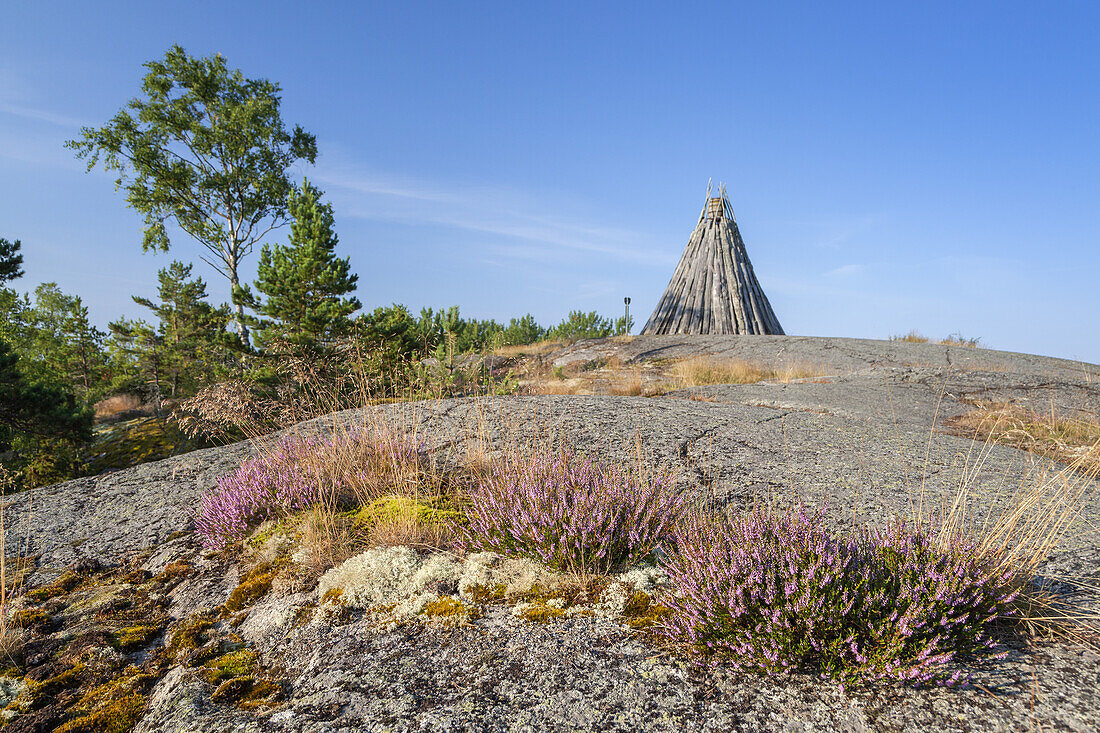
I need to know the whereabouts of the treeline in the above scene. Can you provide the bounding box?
[0,45,632,492]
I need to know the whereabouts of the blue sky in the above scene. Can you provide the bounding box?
[2,2,1098,362]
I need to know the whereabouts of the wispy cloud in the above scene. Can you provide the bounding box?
[315,164,672,267]
[825,263,865,277]
[0,102,87,129]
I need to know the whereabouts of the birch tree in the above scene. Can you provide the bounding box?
[68,45,317,347]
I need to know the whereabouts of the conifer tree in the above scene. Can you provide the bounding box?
[132,261,233,397]
[0,237,24,284]
[245,181,360,350]
[111,261,232,400]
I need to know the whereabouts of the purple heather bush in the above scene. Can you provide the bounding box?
[659,506,1019,686]
[195,430,421,551]
[454,450,686,573]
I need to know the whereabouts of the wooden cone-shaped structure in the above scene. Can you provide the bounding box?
[641,185,784,335]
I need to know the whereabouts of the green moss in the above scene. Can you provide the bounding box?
[222,563,278,614]
[201,649,259,685]
[621,591,671,630]
[210,675,254,703]
[465,583,506,604]
[110,625,161,651]
[352,496,463,529]
[516,599,565,623]
[53,667,153,733]
[84,416,203,476]
[16,663,85,711]
[165,611,216,660]
[320,588,344,605]
[9,608,50,629]
[54,692,145,733]
[26,571,82,602]
[237,679,281,710]
[422,596,480,628]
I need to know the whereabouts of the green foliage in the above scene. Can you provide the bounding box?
[501,314,547,346]
[111,261,233,402]
[67,44,318,346]
[548,310,613,340]
[86,416,204,476]
[0,337,93,487]
[0,237,24,284]
[245,181,360,351]
[1,283,107,398]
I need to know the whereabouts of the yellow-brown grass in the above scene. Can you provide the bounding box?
[494,339,571,359]
[670,357,825,388]
[608,373,645,396]
[279,413,458,572]
[892,330,930,344]
[918,428,1100,642]
[93,393,144,419]
[944,402,1100,475]
[0,469,29,666]
[892,330,982,347]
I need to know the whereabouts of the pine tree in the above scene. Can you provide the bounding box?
[106,318,166,412]
[14,284,107,397]
[111,261,232,401]
[0,237,24,284]
[131,261,232,397]
[246,181,360,351]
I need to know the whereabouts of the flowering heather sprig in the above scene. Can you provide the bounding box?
[658,506,1018,686]
[454,450,686,574]
[194,431,421,550]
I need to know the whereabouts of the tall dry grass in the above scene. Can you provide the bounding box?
[0,469,29,666]
[917,431,1100,641]
[944,402,1100,476]
[670,357,824,387]
[278,416,459,573]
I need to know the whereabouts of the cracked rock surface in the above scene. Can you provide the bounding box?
[6,335,1100,731]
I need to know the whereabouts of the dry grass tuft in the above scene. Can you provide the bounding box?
[286,418,458,571]
[93,393,146,419]
[494,339,572,359]
[893,329,931,344]
[892,330,982,348]
[670,357,824,388]
[919,433,1100,642]
[608,373,645,397]
[944,402,1100,475]
[0,470,29,667]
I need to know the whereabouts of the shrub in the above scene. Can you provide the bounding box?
[547,310,615,341]
[454,450,685,574]
[194,430,421,550]
[659,506,1018,686]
